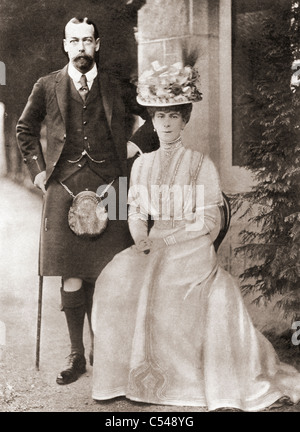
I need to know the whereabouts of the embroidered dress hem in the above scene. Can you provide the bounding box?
[92,389,285,412]
[91,148,300,412]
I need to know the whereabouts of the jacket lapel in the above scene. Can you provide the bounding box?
[55,65,70,126]
[99,71,113,130]
[56,66,114,130]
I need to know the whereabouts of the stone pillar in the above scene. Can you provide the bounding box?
[137,0,247,279]
[137,0,220,167]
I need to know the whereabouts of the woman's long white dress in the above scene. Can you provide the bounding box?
[91,141,300,411]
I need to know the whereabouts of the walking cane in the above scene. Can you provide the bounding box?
[35,275,43,370]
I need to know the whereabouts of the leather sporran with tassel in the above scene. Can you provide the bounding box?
[59,179,115,239]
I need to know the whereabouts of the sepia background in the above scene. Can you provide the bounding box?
[0,0,299,412]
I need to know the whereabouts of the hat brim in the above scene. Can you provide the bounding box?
[136,96,198,107]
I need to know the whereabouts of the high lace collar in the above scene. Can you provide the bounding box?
[159,136,183,153]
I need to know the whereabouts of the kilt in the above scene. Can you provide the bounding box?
[39,165,133,279]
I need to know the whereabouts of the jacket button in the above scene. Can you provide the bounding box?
[83,121,87,125]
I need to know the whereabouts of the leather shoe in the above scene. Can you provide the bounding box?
[56,353,86,385]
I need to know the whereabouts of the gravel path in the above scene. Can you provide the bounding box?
[0,178,299,413]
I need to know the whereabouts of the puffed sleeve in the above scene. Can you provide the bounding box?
[184,154,223,240]
[127,155,149,243]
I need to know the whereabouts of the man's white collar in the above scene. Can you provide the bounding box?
[68,63,98,89]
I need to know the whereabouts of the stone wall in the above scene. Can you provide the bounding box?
[136,1,291,333]
[137,0,248,275]
[137,0,220,164]
[137,0,242,267]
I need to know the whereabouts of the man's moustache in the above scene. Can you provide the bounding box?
[74,55,93,61]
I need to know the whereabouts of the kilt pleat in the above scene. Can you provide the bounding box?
[39,166,133,278]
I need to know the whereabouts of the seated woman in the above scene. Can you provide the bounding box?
[91,60,300,411]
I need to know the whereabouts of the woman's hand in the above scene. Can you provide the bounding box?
[134,236,175,255]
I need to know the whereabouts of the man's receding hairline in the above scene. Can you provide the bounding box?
[64,17,96,37]
[68,17,90,26]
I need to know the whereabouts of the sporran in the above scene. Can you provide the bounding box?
[59,179,115,239]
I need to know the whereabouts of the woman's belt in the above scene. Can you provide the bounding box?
[153,218,186,230]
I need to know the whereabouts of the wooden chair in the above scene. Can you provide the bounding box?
[213,192,231,252]
[146,192,231,251]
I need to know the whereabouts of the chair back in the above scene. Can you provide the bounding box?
[213,192,231,252]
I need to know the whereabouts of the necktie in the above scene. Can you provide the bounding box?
[78,74,89,102]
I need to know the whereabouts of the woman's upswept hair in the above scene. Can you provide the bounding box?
[147,103,193,124]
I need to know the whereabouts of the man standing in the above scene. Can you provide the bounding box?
[16,17,156,385]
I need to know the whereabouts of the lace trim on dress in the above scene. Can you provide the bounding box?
[159,136,183,153]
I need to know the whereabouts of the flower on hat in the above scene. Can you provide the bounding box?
[137,60,203,106]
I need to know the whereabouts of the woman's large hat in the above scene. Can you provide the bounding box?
[137,56,203,107]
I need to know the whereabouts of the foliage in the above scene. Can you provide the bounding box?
[232,1,300,322]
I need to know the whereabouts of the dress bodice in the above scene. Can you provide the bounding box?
[128,140,223,225]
